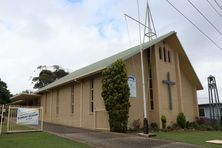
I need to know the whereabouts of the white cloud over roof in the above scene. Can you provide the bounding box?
[0,0,221,104]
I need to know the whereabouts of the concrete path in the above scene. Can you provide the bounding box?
[44,123,203,148]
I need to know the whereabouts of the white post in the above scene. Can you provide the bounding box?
[137,0,148,134]
[0,105,4,135]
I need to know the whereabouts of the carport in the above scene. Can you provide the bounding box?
[10,93,41,106]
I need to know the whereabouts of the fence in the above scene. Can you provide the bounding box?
[0,105,43,135]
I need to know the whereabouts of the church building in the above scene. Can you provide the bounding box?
[33,31,202,130]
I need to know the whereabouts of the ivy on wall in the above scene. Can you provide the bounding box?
[101,59,130,133]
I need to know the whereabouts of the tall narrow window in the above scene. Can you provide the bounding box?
[90,79,94,113]
[150,90,154,110]
[56,90,59,116]
[163,47,167,62]
[159,47,162,60]
[147,48,154,110]
[45,93,47,116]
[168,50,171,63]
[71,85,74,114]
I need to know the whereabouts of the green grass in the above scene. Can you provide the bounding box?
[0,132,91,148]
[154,131,222,148]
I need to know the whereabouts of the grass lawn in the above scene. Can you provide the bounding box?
[0,132,90,148]
[154,131,222,148]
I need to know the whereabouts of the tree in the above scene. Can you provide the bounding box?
[101,59,130,133]
[22,90,34,94]
[0,78,11,104]
[32,65,69,89]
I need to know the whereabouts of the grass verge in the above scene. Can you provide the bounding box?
[154,131,222,148]
[0,132,91,148]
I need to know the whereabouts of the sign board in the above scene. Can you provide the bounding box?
[16,108,39,125]
[128,75,137,98]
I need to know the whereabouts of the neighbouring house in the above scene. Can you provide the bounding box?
[12,31,203,130]
[199,103,222,119]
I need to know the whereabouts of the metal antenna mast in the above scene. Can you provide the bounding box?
[125,0,157,134]
[208,75,221,127]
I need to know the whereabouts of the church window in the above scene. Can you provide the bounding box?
[150,90,154,110]
[163,47,167,62]
[159,47,162,60]
[168,50,171,62]
[56,90,59,116]
[149,79,152,89]
[147,47,154,110]
[71,85,75,114]
[90,79,94,113]
[45,92,47,116]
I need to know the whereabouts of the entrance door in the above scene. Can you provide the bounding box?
[94,109,109,130]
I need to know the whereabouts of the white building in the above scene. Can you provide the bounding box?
[199,103,222,119]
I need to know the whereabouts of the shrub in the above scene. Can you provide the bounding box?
[161,115,167,129]
[132,119,141,130]
[101,59,130,133]
[150,122,158,131]
[177,112,186,129]
[195,117,209,125]
[195,124,214,131]
[186,121,197,129]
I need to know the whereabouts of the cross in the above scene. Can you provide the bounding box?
[162,72,175,110]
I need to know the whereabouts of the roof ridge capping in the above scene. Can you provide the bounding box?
[36,31,189,93]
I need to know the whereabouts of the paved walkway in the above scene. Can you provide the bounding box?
[44,123,203,148]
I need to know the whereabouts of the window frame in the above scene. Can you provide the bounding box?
[163,47,167,62]
[45,92,47,116]
[159,47,162,60]
[90,79,94,113]
[199,108,205,117]
[71,85,75,114]
[56,90,59,116]
[168,50,171,63]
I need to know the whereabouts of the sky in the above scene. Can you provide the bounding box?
[0,0,222,104]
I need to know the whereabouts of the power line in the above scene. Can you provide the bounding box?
[214,0,222,11]
[166,0,222,51]
[206,0,222,18]
[187,0,222,36]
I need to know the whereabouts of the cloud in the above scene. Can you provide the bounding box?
[0,0,221,104]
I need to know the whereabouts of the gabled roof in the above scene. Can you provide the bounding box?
[36,31,202,93]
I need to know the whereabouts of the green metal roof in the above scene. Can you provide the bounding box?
[36,31,177,93]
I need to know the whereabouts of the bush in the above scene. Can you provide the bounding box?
[186,121,197,129]
[132,119,141,130]
[101,59,130,133]
[195,117,209,125]
[177,112,186,129]
[161,115,167,129]
[150,122,158,131]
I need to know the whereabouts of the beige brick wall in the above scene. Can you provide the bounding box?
[39,39,200,130]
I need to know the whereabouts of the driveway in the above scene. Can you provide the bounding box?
[44,123,202,148]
